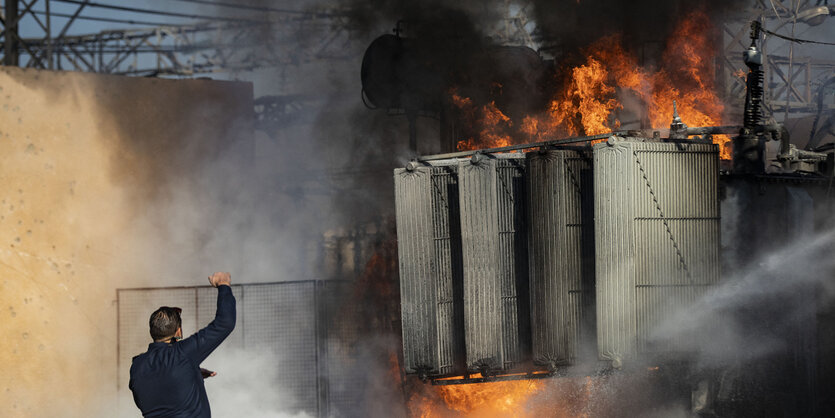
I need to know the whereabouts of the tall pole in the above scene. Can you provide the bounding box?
[4,0,19,66]
[784,0,798,122]
[46,0,52,69]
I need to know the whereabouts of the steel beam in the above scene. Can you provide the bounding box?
[3,0,19,65]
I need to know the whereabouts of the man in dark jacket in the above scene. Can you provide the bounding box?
[129,272,236,417]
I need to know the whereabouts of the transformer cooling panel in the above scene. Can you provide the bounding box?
[527,150,594,368]
[394,163,463,376]
[594,139,720,366]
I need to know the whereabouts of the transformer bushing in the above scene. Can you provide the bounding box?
[669,101,688,140]
[735,21,766,174]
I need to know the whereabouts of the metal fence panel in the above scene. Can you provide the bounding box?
[318,281,361,416]
[242,282,318,414]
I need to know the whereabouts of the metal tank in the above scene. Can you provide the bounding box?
[393,161,463,377]
[720,178,820,413]
[458,153,529,373]
[526,149,594,369]
[594,137,720,367]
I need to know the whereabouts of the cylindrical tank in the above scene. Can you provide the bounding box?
[526,149,594,369]
[360,34,445,112]
[594,138,720,367]
[361,35,548,117]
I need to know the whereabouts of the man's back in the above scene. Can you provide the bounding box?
[130,343,209,417]
[130,282,236,417]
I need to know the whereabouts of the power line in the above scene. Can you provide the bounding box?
[19,23,243,46]
[762,26,835,46]
[52,0,268,24]
[32,10,175,26]
[168,0,346,18]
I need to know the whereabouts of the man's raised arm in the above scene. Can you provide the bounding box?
[180,272,237,364]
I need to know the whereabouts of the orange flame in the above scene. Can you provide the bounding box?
[407,376,605,417]
[453,9,731,159]
[453,90,514,151]
[409,378,546,418]
[434,380,543,417]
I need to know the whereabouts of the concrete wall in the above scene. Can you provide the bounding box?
[0,67,253,417]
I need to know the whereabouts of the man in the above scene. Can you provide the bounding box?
[129,272,236,417]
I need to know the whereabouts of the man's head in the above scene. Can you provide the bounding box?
[149,306,182,342]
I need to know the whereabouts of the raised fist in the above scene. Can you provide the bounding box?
[208,272,232,288]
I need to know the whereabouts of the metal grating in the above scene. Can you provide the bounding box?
[594,139,720,366]
[318,280,362,416]
[242,282,318,413]
[527,149,594,367]
[393,162,463,376]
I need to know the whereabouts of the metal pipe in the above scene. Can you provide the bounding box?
[416,126,741,162]
[407,111,417,155]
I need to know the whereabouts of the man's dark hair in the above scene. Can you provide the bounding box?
[149,306,182,341]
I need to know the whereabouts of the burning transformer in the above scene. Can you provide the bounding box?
[378,19,833,415]
[394,123,725,379]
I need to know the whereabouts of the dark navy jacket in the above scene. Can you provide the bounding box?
[129,285,236,418]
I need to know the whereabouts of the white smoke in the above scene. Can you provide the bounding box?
[205,347,314,418]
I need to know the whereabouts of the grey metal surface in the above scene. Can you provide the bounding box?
[394,166,439,375]
[495,158,530,370]
[458,157,504,372]
[594,139,720,366]
[527,149,593,367]
[720,179,820,413]
[393,163,462,376]
[430,164,465,376]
